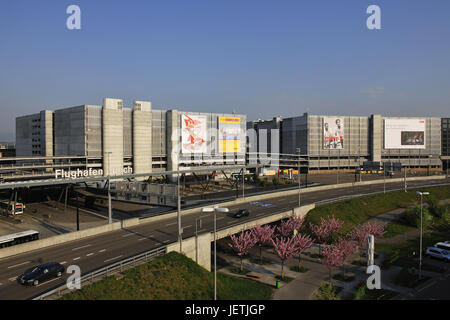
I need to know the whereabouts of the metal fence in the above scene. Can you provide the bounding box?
[32,246,167,300]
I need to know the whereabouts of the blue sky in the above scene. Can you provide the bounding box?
[0,0,449,141]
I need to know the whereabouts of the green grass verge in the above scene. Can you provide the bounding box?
[384,219,417,238]
[60,252,273,300]
[304,185,450,235]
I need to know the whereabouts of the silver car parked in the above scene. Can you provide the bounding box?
[425,247,450,262]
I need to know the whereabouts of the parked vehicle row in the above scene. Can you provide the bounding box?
[424,241,450,262]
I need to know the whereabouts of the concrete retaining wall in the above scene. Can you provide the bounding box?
[166,233,211,271]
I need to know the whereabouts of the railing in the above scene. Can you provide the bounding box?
[32,246,167,300]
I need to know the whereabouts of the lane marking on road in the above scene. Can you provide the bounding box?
[104,255,123,263]
[166,222,177,227]
[7,261,30,269]
[72,244,91,251]
[60,261,67,265]
[417,281,436,292]
[99,249,106,253]
[36,277,61,287]
[216,217,225,220]
[73,257,81,261]
[121,233,133,238]
[9,277,17,282]
[86,253,94,257]
[163,240,171,243]
[184,225,192,229]
[0,283,2,286]
[138,237,147,241]
[227,221,235,224]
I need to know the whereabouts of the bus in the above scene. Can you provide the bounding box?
[0,201,25,216]
[0,230,39,249]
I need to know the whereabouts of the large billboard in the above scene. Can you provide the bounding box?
[181,114,207,153]
[384,119,426,149]
[218,116,241,153]
[323,117,344,149]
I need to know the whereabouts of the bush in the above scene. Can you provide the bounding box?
[404,206,433,228]
[427,196,448,218]
[314,282,341,300]
[353,284,366,300]
[272,177,281,185]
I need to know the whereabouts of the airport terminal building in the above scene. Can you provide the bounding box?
[15,98,247,177]
[15,99,448,178]
[248,113,443,172]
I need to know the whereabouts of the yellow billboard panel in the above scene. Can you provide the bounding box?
[218,117,241,153]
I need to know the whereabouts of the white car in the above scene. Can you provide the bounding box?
[434,242,450,251]
[425,247,450,262]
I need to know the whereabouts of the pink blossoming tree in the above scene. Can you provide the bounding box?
[250,225,275,264]
[320,243,344,286]
[293,233,314,270]
[335,238,356,277]
[348,222,385,262]
[277,216,305,237]
[271,236,297,279]
[309,215,344,254]
[228,230,257,272]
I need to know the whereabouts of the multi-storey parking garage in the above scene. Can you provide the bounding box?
[248,113,443,172]
[14,98,246,180]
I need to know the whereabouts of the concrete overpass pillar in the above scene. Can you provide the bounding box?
[166,233,211,271]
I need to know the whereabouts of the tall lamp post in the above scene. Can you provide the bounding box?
[201,205,229,300]
[177,171,182,252]
[416,191,429,280]
[296,148,301,207]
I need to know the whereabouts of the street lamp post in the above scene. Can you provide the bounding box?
[178,171,182,252]
[201,205,229,300]
[416,191,429,280]
[404,166,407,193]
[105,152,112,224]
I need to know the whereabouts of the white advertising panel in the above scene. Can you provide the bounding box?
[323,117,344,149]
[384,119,426,149]
[181,114,207,154]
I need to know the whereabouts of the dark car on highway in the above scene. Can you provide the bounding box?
[233,209,249,218]
[17,262,65,286]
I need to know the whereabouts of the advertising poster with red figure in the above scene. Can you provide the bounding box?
[181,114,207,153]
[323,117,344,149]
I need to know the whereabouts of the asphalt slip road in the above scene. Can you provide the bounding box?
[0,178,448,300]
